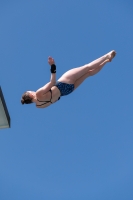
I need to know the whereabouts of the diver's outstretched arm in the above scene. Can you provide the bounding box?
[36,82,54,97]
[48,56,56,84]
[36,56,56,98]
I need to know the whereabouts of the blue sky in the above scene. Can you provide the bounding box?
[0,0,133,199]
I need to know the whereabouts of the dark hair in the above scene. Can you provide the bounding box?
[21,92,33,105]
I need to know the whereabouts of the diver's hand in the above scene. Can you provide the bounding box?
[48,56,55,65]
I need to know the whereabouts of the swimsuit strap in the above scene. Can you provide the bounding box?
[49,89,52,102]
[36,89,52,107]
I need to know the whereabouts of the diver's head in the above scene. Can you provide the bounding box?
[21,91,35,105]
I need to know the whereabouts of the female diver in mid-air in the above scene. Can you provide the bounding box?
[21,50,116,108]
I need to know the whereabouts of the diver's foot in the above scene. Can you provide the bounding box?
[107,50,116,62]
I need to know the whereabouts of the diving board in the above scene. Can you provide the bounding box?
[0,87,10,129]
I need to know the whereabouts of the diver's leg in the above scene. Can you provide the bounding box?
[74,59,109,89]
[58,50,116,84]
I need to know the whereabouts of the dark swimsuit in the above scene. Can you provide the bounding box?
[55,81,74,96]
[36,82,74,107]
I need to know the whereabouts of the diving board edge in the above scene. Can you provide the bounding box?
[0,86,10,129]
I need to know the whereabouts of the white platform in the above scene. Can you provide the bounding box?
[0,87,10,129]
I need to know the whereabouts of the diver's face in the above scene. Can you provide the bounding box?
[27,91,35,99]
